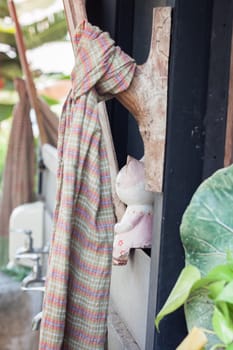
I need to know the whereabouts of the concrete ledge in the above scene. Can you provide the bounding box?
[110,249,150,349]
[108,303,140,350]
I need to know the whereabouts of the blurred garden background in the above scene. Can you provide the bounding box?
[0,0,74,268]
[0,2,75,348]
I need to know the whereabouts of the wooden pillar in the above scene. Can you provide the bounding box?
[203,0,233,177]
[147,1,213,348]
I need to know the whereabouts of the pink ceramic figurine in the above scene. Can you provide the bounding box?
[112,156,154,265]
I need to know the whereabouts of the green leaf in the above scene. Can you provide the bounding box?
[0,62,22,80]
[217,302,232,325]
[0,0,9,18]
[155,265,200,330]
[226,343,233,350]
[210,345,227,350]
[0,104,13,121]
[226,252,233,264]
[216,282,233,304]
[191,262,233,293]
[185,288,220,349]
[208,281,226,300]
[180,165,233,348]
[22,11,68,49]
[1,264,31,282]
[40,94,59,106]
[212,307,233,345]
[207,264,233,284]
[180,165,233,276]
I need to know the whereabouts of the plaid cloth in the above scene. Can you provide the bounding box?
[39,21,136,350]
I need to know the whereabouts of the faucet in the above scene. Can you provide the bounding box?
[14,230,50,290]
[21,286,45,292]
[15,229,34,255]
[32,311,43,331]
[15,253,46,289]
[15,246,47,333]
[14,229,50,255]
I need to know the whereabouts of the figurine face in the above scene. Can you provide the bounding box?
[115,156,154,206]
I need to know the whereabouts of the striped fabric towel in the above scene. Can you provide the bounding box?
[39,21,136,350]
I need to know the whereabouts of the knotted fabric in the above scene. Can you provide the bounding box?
[39,21,136,350]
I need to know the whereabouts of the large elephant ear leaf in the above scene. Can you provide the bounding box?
[180,165,233,276]
[184,287,220,349]
[180,165,233,349]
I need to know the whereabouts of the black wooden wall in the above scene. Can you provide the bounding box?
[87,0,135,168]
[151,0,213,348]
[86,0,233,349]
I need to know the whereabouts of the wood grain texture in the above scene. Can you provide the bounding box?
[116,7,172,192]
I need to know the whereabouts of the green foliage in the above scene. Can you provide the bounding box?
[40,94,59,106]
[0,7,67,49]
[180,165,233,276]
[0,0,68,89]
[0,89,17,122]
[155,265,201,330]
[22,11,67,50]
[155,259,233,349]
[0,104,13,122]
[0,118,11,187]
[0,62,22,80]
[1,264,31,282]
[0,0,9,18]
[155,165,233,349]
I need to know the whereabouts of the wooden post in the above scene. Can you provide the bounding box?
[117,8,171,192]
[63,0,172,192]
[8,0,48,145]
[203,0,233,177]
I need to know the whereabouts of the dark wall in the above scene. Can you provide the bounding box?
[202,0,233,178]
[87,0,136,167]
[152,0,233,348]
[86,1,233,348]
[152,0,213,348]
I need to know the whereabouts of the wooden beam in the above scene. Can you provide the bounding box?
[117,8,172,192]
[8,0,48,145]
[203,0,233,178]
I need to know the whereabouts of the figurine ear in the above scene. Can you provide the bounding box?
[126,155,134,165]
